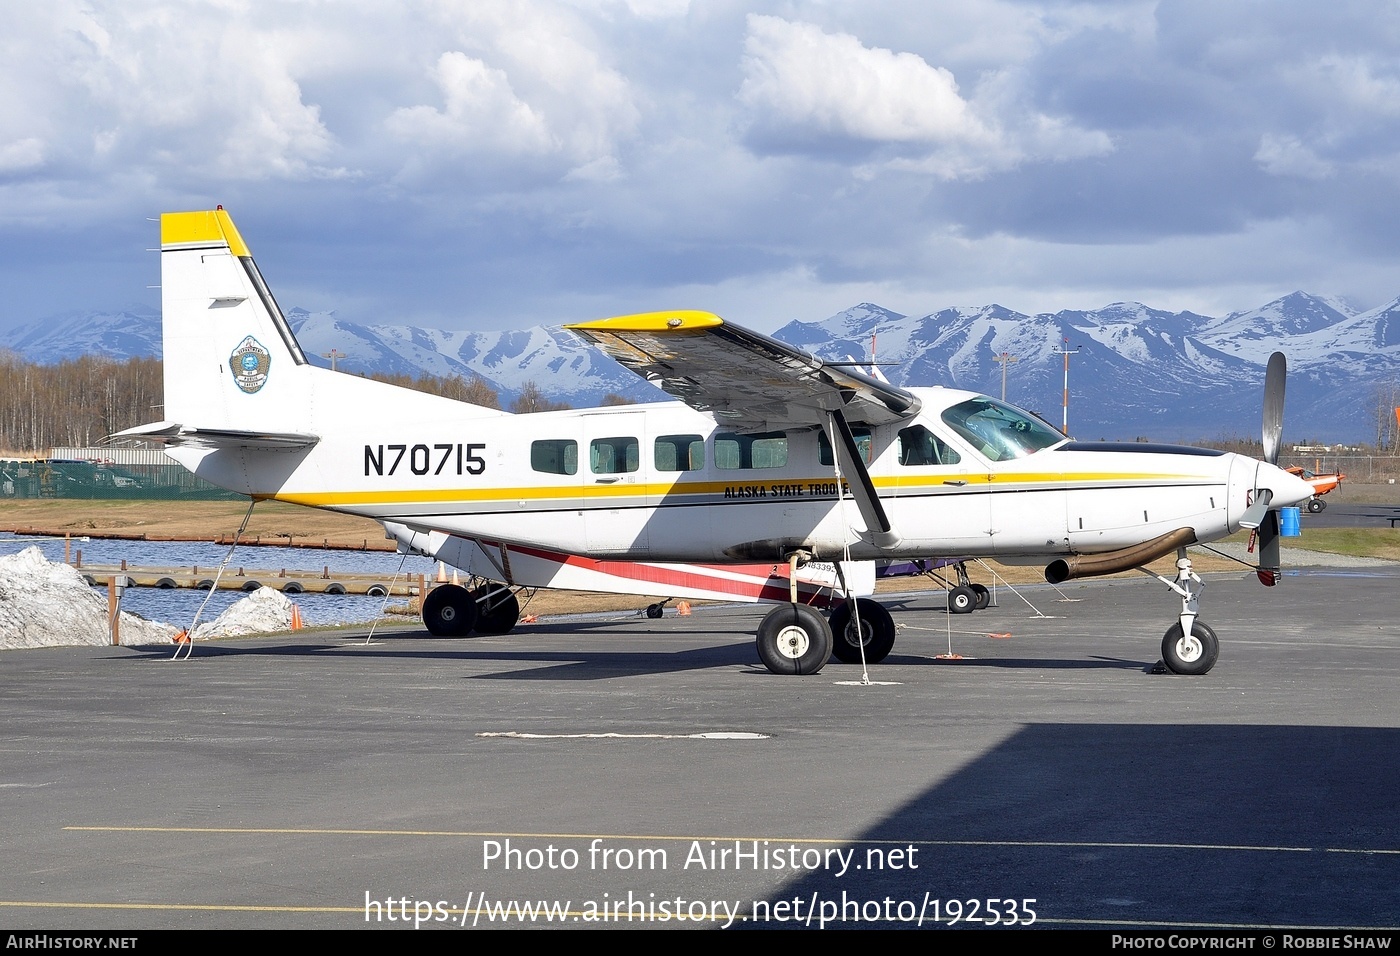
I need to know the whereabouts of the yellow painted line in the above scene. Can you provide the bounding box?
[0,900,1389,930]
[62,826,1400,854]
[0,900,356,914]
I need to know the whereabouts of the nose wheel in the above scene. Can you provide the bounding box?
[1161,620,1219,675]
[1149,548,1219,675]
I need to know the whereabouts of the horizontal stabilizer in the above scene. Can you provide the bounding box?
[110,421,320,451]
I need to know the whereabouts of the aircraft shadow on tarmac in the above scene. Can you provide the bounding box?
[745,723,1400,930]
[112,625,1158,681]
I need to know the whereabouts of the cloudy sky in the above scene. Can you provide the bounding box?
[3,0,1398,335]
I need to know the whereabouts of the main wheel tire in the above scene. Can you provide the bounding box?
[1161,620,1219,675]
[422,583,478,637]
[646,603,664,619]
[756,604,832,675]
[970,583,991,610]
[472,586,520,634]
[828,599,896,664]
[1307,498,1325,513]
[948,585,977,614]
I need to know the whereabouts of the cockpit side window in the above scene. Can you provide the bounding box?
[940,398,1063,462]
[896,425,961,466]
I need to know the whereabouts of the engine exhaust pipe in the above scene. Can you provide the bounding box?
[1045,527,1198,584]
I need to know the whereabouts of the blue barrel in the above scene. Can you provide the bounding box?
[1280,506,1301,537]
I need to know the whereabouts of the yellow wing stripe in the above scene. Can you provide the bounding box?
[566,310,723,332]
[161,208,251,257]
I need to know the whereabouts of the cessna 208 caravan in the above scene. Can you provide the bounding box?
[119,208,1313,676]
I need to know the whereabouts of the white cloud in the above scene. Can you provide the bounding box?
[384,2,639,179]
[1255,133,1334,180]
[738,15,1111,180]
[739,15,994,146]
[0,138,45,174]
[387,52,556,156]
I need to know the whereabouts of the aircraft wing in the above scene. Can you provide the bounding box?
[567,311,921,430]
[569,311,915,548]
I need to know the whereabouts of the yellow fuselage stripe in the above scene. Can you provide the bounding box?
[265,472,1213,509]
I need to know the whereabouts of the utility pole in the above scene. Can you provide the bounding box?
[1052,339,1081,434]
[992,351,1018,402]
[322,348,346,372]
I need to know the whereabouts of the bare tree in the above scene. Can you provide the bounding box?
[510,381,572,414]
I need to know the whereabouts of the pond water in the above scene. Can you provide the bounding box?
[0,532,437,628]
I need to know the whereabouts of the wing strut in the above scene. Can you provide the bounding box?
[829,409,901,550]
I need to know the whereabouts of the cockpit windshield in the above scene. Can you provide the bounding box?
[940,397,1065,462]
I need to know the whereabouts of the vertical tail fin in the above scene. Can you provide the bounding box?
[160,207,313,432]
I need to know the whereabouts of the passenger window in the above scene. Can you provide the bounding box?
[715,432,788,470]
[655,434,704,472]
[591,436,639,474]
[531,439,577,475]
[818,427,872,466]
[897,425,961,466]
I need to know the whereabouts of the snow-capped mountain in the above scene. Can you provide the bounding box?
[5,291,1399,441]
[772,293,1399,442]
[3,305,162,364]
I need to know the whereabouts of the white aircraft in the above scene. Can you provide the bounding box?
[119,208,1313,676]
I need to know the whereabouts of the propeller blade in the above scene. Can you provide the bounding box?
[1262,351,1286,465]
[1239,489,1272,530]
[1256,508,1281,586]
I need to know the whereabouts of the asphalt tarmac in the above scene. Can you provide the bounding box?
[3,560,1400,932]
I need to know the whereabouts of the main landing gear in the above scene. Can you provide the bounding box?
[755,596,900,673]
[421,581,522,638]
[1152,548,1219,675]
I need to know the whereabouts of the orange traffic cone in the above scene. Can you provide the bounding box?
[677,601,692,616]
[436,562,447,583]
[172,629,190,644]
[290,604,304,631]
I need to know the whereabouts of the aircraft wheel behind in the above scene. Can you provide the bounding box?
[948,585,977,614]
[646,603,664,619]
[756,604,832,675]
[1161,620,1219,675]
[1306,498,1325,513]
[829,599,896,664]
[970,583,991,610]
[422,584,478,637]
[471,586,520,634]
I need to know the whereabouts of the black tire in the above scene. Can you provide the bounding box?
[472,586,520,634]
[948,585,977,614]
[366,584,389,598]
[828,599,896,664]
[1307,498,1325,513]
[422,584,478,637]
[1161,620,1219,675]
[155,577,177,590]
[196,579,214,590]
[970,583,991,610]
[646,603,664,619]
[325,582,346,595]
[241,580,261,592]
[281,581,304,594]
[756,604,832,675]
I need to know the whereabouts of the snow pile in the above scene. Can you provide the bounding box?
[0,547,177,649]
[192,586,295,640]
